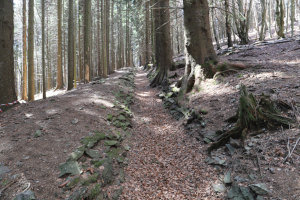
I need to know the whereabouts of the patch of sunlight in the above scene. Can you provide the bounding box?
[81,109,105,120]
[137,91,151,97]
[93,98,115,108]
[34,89,67,100]
[25,113,33,118]
[45,108,59,115]
[197,79,236,98]
[141,117,152,123]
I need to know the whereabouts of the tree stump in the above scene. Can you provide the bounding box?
[208,85,295,153]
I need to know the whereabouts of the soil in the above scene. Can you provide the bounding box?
[0,36,299,200]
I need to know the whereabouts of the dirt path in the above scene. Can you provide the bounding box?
[121,71,219,200]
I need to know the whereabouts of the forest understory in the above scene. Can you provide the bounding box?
[0,36,299,200]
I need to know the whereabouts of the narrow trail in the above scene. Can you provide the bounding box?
[121,71,218,200]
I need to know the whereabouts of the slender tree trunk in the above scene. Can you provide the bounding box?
[259,0,267,40]
[276,0,285,38]
[110,0,115,72]
[97,0,102,76]
[0,0,17,104]
[46,11,52,89]
[84,0,91,82]
[180,0,217,94]
[291,0,295,37]
[28,0,35,101]
[67,0,74,90]
[145,0,150,65]
[42,0,46,99]
[57,0,64,89]
[225,0,233,47]
[22,0,28,100]
[78,0,83,81]
[102,0,108,77]
[106,0,111,73]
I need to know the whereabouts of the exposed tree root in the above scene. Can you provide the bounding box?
[208,85,295,153]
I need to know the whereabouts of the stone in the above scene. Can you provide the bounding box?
[0,165,10,177]
[207,156,226,166]
[85,149,101,159]
[240,186,254,200]
[101,159,114,186]
[104,140,119,147]
[68,147,85,161]
[112,187,123,200]
[224,171,232,184]
[213,183,226,193]
[71,118,79,125]
[226,144,236,155]
[249,183,269,195]
[227,185,243,199]
[59,161,82,177]
[14,190,36,200]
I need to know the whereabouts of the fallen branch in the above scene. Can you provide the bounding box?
[283,136,300,163]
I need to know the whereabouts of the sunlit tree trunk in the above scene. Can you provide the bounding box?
[22,0,28,100]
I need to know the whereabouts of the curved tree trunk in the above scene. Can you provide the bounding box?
[0,0,16,104]
[180,0,217,94]
[150,0,172,87]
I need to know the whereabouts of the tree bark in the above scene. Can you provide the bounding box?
[56,0,64,89]
[28,0,35,101]
[150,0,172,87]
[0,0,17,104]
[67,0,74,90]
[276,0,285,38]
[180,0,217,94]
[42,0,46,99]
[225,0,233,47]
[84,0,91,82]
[22,0,28,100]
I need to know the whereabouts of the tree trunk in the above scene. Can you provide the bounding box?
[97,0,102,76]
[259,0,267,41]
[290,0,295,37]
[67,0,74,90]
[0,0,17,104]
[106,0,111,73]
[276,0,285,38]
[84,0,91,82]
[28,0,35,101]
[42,0,46,99]
[22,0,28,101]
[110,0,115,73]
[145,0,150,65]
[150,0,172,87]
[225,0,233,47]
[56,0,64,89]
[180,0,217,94]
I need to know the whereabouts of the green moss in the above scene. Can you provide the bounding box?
[66,177,81,190]
[91,159,107,168]
[107,114,113,121]
[87,183,102,200]
[81,132,106,148]
[81,173,99,186]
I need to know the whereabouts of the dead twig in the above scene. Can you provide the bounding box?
[284,136,300,163]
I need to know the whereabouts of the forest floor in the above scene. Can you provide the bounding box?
[0,36,299,200]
